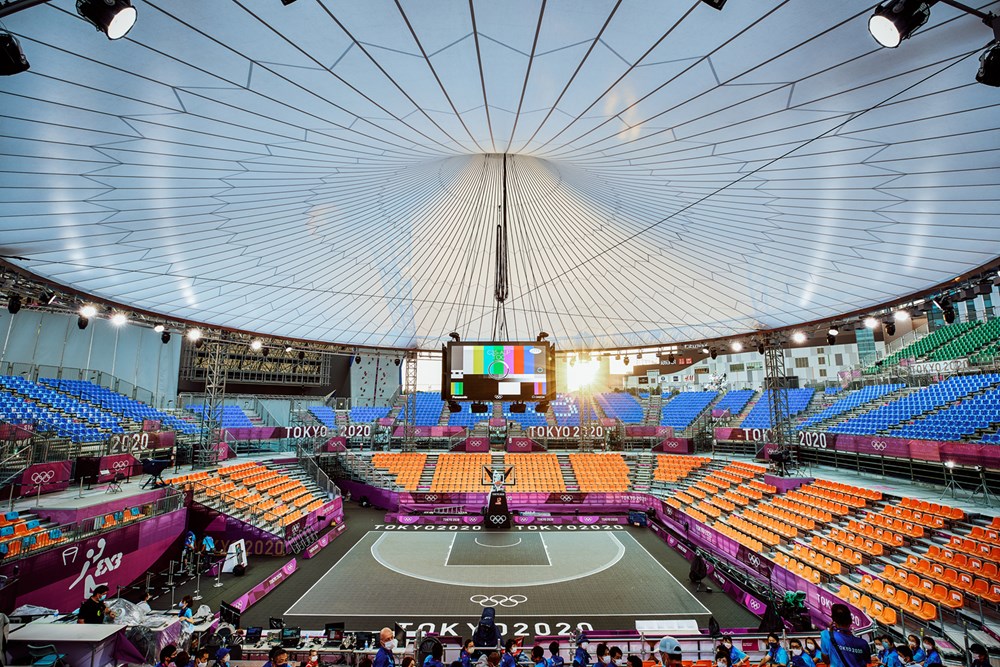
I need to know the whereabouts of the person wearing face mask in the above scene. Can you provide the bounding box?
[720,636,749,667]
[656,636,683,667]
[194,649,211,667]
[501,639,519,667]
[212,648,231,667]
[919,639,941,667]
[759,634,788,667]
[595,644,610,666]
[906,637,923,665]
[788,640,814,667]
[803,640,822,665]
[716,648,733,667]
[531,646,548,667]
[78,584,116,624]
[301,649,321,667]
[896,646,913,667]
[177,594,194,626]
[374,627,397,667]
[425,644,446,667]
[876,636,900,667]
[969,643,992,667]
[462,640,476,667]
[156,646,178,667]
[820,603,870,667]
[264,647,290,667]
[574,636,592,667]
[609,647,623,667]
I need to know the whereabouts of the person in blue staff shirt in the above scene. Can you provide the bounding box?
[424,644,446,667]
[918,639,941,667]
[969,644,992,667]
[876,635,900,667]
[549,642,565,667]
[501,639,519,667]
[895,647,914,667]
[803,639,823,666]
[759,634,788,667]
[374,628,397,667]
[531,646,549,667]
[573,635,592,667]
[461,640,476,667]
[906,637,924,665]
[720,636,749,667]
[821,603,871,667]
[788,640,814,667]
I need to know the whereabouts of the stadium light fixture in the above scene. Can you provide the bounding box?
[80,304,98,319]
[0,30,29,76]
[828,327,840,337]
[700,0,727,9]
[868,1,932,48]
[285,346,293,353]
[701,346,710,354]
[448,331,461,342]
[250,339,263,352]
[161,331,171,344]
[863,316,879,329]
[186,328,202,342]
[110,312,128,327]
[709,348,718,360]
[77,315,89,330]
[978,42,1000,86]
[667,353,676,364]
[623,356,630,366]
[731,341,743,352]
[355,354,362,363]
[885,321,897,336]
[756,341,765,355]
[792,331,807,344]
[536,331,549,342]
[77,0,137,40]
[153,324,165,333]
[6,293,21,314]
[893,309,910,321]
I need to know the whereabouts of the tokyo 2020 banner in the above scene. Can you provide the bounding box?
[715,427,1000,469]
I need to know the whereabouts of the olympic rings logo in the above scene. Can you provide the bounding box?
[490,515,507,525]
[470,594,527,608]
[424,495,439,502]
[870,441,887,451]
[112,461,131,471]
[559,495,574,503]
[30,470,55,484]
[746,553,761,567]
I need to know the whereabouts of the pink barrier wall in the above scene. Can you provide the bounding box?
[18,460,72,497]
[0,507,187,612]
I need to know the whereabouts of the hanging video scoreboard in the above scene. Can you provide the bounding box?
[443,341,555,402]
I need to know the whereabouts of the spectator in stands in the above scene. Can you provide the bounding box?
[596,644,610,665]
[626,657,642,667]
[213,648,231,667]
[906,637,923,665]
[157,646,178,667]
[803,640,822,666]
[374,627,397,667]
[402,658,415,667]
[574,635,592,667]
[195,649,211,667]
[501,639,519,667]
[549,642,565,667]
[876,636,900,667]
[760,634,788,667]
[788,640,814,667]
[720,636,749,667]
[610,647,623,666]
[531,646,548,667]
[919,639,941,667]
[461,640,476,667]
[895,647,913,667]
[969,644,992,667]
[820,603,869,667]
[78,584,116,624]
[716,648,732,667]
[656,636,683,667]
[174,651,192,667]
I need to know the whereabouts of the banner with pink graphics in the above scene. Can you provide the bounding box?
[18,460,72,497]
[227,558,298,614]
[0,507,187,612]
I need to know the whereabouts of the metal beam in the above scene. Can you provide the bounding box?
[195,336,226,468]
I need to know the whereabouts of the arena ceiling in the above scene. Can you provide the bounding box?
[1,1,999,350]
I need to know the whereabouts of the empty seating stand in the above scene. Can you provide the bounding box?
[551,394,594,426]
[349,405,391,423]
[595,393,644,423]
[503,453,566,492]
[372,452,426,491]
[429,453,491,492]
[741,388,814,428]
[308,405,338,428]
[713,390,755,416]
[569,453,631,492]
[659,391,718,431]
[798,383,904,429]
[400,392,445,426]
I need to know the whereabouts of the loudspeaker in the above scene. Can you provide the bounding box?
[0,33,29,76]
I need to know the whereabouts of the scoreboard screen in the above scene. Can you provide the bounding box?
[443,341,555,402]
